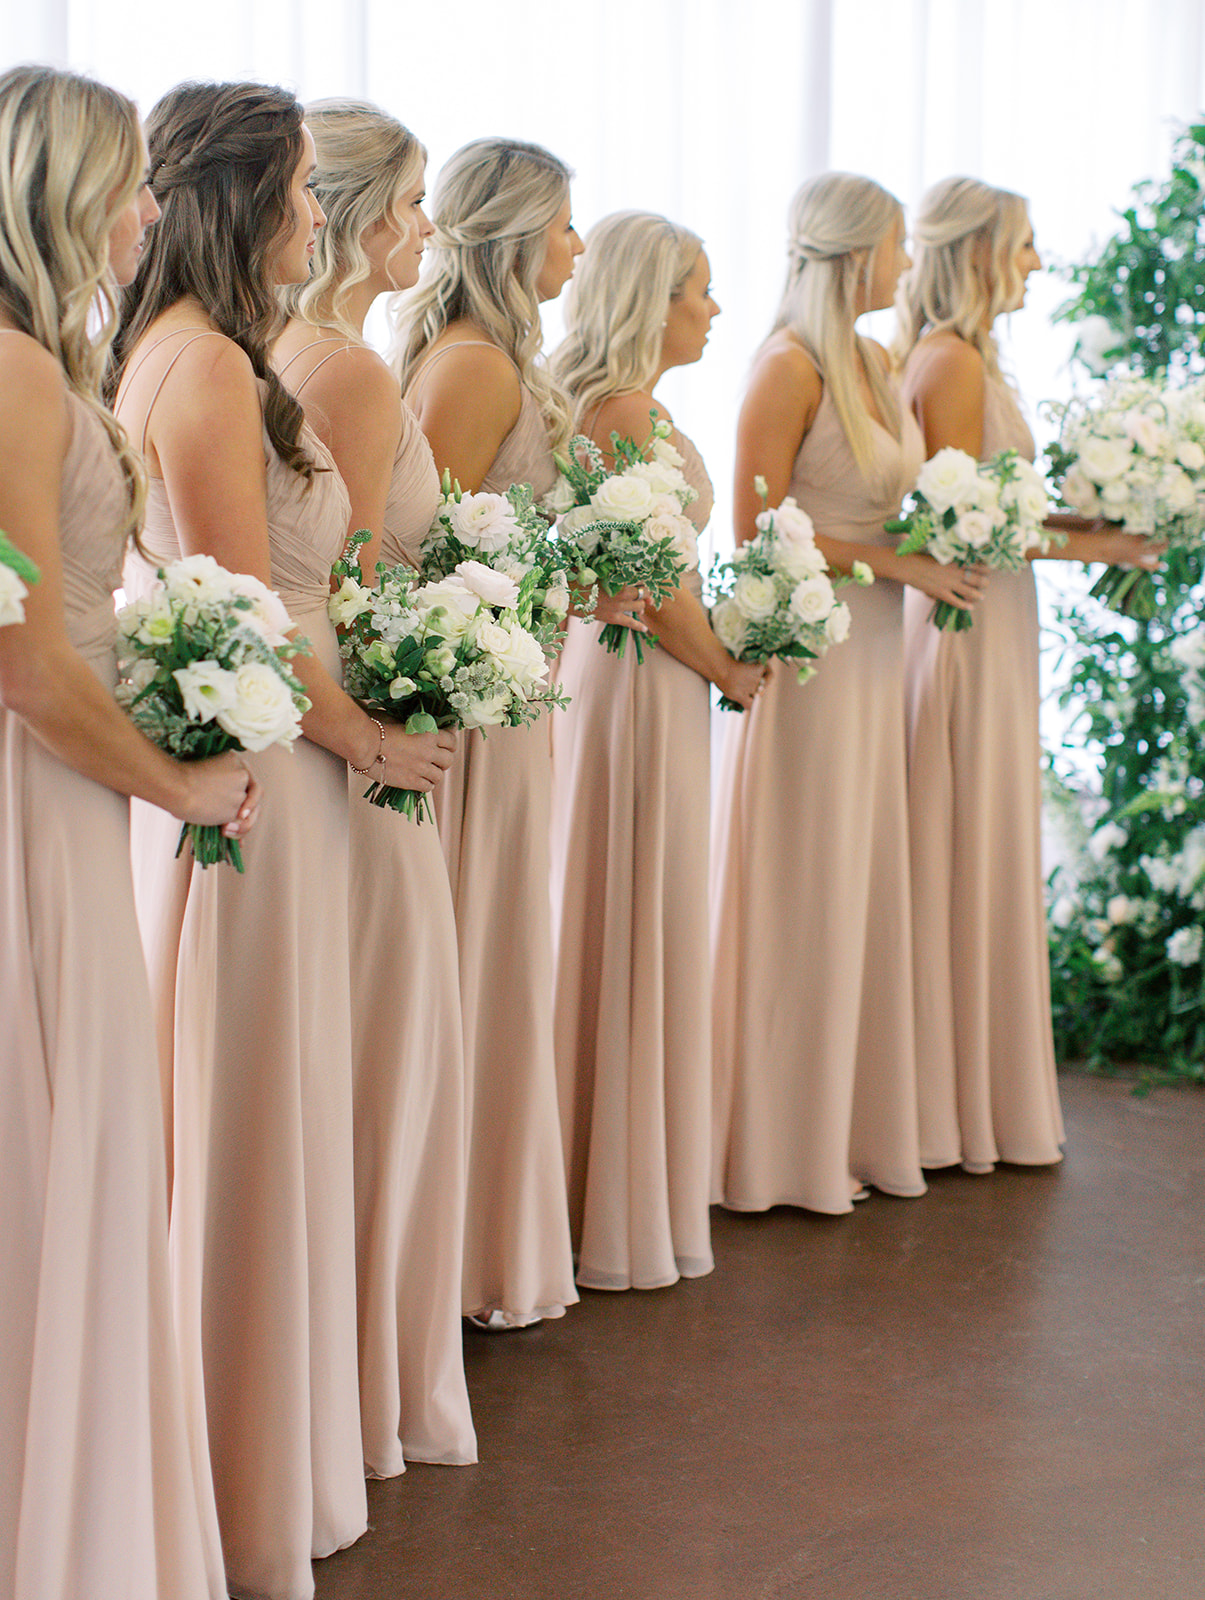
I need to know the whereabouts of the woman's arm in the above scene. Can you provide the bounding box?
[0,336,255,828]
[144,335,452,791]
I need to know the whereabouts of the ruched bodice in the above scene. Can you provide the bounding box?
[383,404,441,566]
[479,385,558,502]
[790,387,924,544]
[982,374,1036,461]
[60,396,128,673]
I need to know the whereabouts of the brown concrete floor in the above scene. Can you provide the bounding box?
[314,1073,1205,1600]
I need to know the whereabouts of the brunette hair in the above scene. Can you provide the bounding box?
[110,80,316,479]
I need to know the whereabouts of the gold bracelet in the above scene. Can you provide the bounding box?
[349,716,385,776]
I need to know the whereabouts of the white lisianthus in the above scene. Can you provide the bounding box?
[732,571,780,622]
[131,591,177,646]
[851,560,874,586]
[789,573,836,625]
[711,598,747,654]
[0,565,29,627]
[329,576,373,628]
[449,492,523,553]
[454,559,520,610]
[824,601,851,643]
[233,574,293,646]
[173,660,238,723]
[1166,925,1204,967]
[752,474,769,498]
[651,418,673,438]
[916,447,982,515]
[954,509,994,549]
[590,473,657,522]
[215,661,303,751]
[486,621,549,695]
[544,583,571,617]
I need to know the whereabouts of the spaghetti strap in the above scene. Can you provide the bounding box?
[120,330,228,454]
[277,338,355,394]
[409,339,519,397]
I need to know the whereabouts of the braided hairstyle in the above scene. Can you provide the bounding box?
[109,80,316,481]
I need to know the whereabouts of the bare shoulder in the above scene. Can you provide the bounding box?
[905,331,984,394]
[421,337,520,402]
[0,331,67,414]
[590,390,667,445]
[748,331,822,407]
[302,342,400,411]
[863,337,893,377]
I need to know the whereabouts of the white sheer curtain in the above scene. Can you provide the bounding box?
[8,0,1205,554]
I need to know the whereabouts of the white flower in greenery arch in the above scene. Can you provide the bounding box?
[1166,925,1204,967]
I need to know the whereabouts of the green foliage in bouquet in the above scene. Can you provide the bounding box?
[1049,119,1205,1080]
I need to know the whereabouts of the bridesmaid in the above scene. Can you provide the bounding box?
[548,211,764,1290]
[393,137,616,1328]
[112,83,451,1600]
[273,97,474,1473]
[895,177,1156,1173]
[0,65,256,1600]
[711,173,979,1215]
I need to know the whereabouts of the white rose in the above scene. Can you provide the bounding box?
[1175,439,1205,472]
[459,687,512,728]
[481,620,548,695]
[329,576,373,628]
[590,473,657,522]
[543,584,571,618]
[711,598,747,655]
[824,601,851,643]
[173,660,238,723]
[1124,410,1168,456]
[1073,316,1122,376]
[774,540,829,582]
[915,448,983,515]
[627,459,689,499]
[789,573,836,624]
[1077,436,1133,484]
[215,662,301,751]
[732,572,780,622]
[454,560,520,610]
[0,565,29,627]
[448,492,523,553]
[1061,466,1102,516]
[645,512,699,572]
[541,475,577,515]
[954,509,994,550]
[769,497,816,545]
[651,437,685,469]
[559,504,604,546]
[1159,466,1197,516]
[928,530,959,565]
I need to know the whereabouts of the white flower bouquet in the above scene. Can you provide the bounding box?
[116,554,310,871]
[330,533,567,822]
[0,529,39,626]
[706,481,872,711]
[1046,375,1205,616]
[419,473,571,654]
[887,447,1052,631]
[544,417,694,662]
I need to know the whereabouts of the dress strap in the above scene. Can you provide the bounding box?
[277,338,356,394]
[119,330,228,453]
[408,338,520,398]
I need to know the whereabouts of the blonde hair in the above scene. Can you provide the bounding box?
[551,210,701,428]
[771,171,902,475]
[390,136,573,449]
[894,176,1030,380]
[0,64,146,535]
[286,98,426,339]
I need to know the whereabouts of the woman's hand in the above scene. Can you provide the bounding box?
[1071,523,1165,569]
[895,552,988,611]
[378,724,457,793]
[718,656,770,712]
[574,582,650,633]
[177,751,260,835]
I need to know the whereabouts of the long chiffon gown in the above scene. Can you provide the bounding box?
[711,386,927,1213]
[551,428,715,1290]
[903,368,1065,1171]
[408,346,578,1326]
[0,375,224,1600]
[123,332,367,1600]
[280,339,477,1471]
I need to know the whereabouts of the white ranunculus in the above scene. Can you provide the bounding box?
[824,600,851,643]
[0,565,29,627]
[454,560,520,610]
[591,473,657,523]
[954,509,994,550]
[1166,925,1204,967]
[916,447,982,515]
[448,492,523,553]
[173,660,238,723]
[732,571,780,622]
[711,598,747,655]
[329,576,373,628]
[1176,439,1205,472]
[789,573,836,625]
[1077,435,1133,484]
[215,662,301,751]
[484,621,548,695]
[162,553,237,607]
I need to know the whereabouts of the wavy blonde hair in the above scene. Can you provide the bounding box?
[893,176,1030,381]
[285,98,425,339]
[550,210,701,429]
[771,171,902,475]
[0,64,146,535]
[390,136,573,449]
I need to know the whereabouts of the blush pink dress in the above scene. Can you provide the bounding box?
[408,345,578,1326]
[121,332,367,1600]
[279,338,477,1471]
[0,369,224,1600]
[711,384,927,1213]
[903,365,1065,1171]
[550,427,715,1291]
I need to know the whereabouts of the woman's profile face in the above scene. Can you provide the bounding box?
[534,193,583,303]
[271,124,325,287]
[865,213,910,313]
[106,133,160,287]
[365,166,432,293]
[660,249,720,372]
